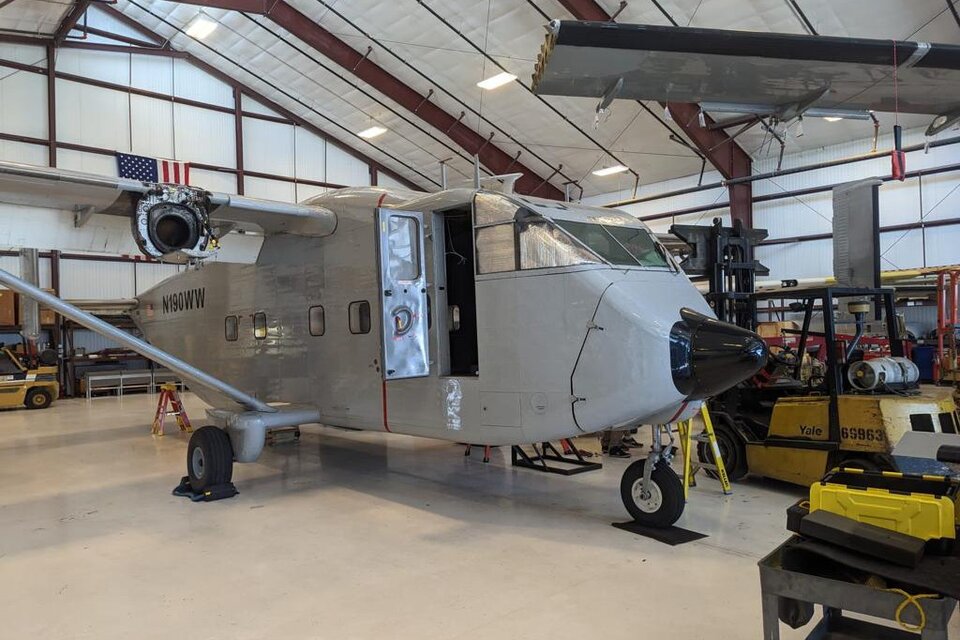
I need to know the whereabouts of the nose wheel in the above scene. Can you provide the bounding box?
[619,425,685,528]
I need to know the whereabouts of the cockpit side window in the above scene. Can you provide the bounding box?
[518,221,600,270]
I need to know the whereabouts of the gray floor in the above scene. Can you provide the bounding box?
[0,393,955,639]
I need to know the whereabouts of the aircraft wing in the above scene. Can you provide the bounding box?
[0,160,336,249]
[532,21,960,131]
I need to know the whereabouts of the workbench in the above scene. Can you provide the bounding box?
[759,537,958,639]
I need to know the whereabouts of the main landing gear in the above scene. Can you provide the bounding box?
[619,424,684,528]
[174,426,238,502]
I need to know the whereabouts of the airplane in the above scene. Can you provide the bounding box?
[0,160,767,527]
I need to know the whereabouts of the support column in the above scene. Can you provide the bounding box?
[46,44,56,167]
[233,87,244,195]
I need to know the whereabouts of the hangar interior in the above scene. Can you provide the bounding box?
[0,0,959,638]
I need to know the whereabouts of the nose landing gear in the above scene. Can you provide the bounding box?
[620,425,684,528]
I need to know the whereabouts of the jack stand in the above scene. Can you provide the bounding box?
[152,383,192,436]
[464,444,493,463]
[512,439,602,475]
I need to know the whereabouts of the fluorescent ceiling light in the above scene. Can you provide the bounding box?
[477,72,517,90]
[823,116,843,122]
[185,14,218,39]
[358,125,387,139]
[592,165,629,177]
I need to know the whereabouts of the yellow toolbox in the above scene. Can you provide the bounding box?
[810,468,960,545]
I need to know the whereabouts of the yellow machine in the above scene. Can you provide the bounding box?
[702,287,960,487]
[0,345,58,410]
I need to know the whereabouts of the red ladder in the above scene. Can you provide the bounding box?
[152,383,192,436]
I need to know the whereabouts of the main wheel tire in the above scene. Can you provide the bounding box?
[187,426,234,492]
[620,459,685,528]
[697,421,748,481]
[25,388,52,410]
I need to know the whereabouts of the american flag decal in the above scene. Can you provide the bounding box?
[116,152,190,185]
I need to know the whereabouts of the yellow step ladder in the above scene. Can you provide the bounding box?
[677,404,732,498]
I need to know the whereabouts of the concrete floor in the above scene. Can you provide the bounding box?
[0,393,956,640]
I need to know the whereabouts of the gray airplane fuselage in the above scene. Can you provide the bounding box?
[132,186,716,446]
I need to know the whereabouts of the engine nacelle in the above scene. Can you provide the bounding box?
[132,186,219,262]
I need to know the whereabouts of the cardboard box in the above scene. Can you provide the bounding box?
[0,289,14,326]
[15,290,58,326]
[757,320,800,338]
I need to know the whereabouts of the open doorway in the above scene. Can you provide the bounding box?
[441,208,479,375]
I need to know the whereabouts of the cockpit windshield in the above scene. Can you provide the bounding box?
[554,220,669,268]
[473,192,671,275]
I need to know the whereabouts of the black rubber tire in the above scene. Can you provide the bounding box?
[187,426,234,492]
[24,387,52,410]
[697,421,748,481]
[620,459,685,528]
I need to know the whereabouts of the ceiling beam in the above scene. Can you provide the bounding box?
[99,5,423,191]
[54,0,93,45]
[556,0,753,226]
[166,0,565,199]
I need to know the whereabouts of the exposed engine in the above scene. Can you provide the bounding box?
[132,185,219,262]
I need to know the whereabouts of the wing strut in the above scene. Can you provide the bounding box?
[0,269,275,414]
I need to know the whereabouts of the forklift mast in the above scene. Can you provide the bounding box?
[671,218,769,330]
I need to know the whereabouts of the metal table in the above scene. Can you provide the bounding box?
[759,537,957,639]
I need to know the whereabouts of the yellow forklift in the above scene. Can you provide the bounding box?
[701,286,959,487]
[0,343,58,410]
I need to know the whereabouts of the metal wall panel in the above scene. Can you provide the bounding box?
[241,94,281,118]
[295,183,327,202]
[188,167,237,194]
[327,143,370,187]
[173,57,232,108]
[57,148,118,175]
[59,258,135,299]
[134,262,181,294]
[56,48,130,86]
[55,79,131,152]
[130,54,174,95]
[919,172,960,224]
[244,176,296,203]
[130,94,174,159]
[294,125,325,183]
[0,140,47,166]
[172,102,235,167]
[242,116,295,176]
[879,228,925,270]
[925,224,960,267]
[0,43,46,66]
[0,70,47,139]
[756,238,833,281]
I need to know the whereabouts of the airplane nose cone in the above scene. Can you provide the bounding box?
[669,308,768,400]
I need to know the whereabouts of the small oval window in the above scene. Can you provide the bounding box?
[348,301,371,334]
[309,305,325,336]
[253,312,267,339]
[224,315,239,341]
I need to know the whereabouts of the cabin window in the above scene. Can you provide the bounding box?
[253,312,267,339]
[308,305,325,336]
[387,215,421,281]
[348,301,371,334]
[475,224,517,274]
[224,315,239,341]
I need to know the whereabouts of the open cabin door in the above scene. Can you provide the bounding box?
[377,208,430,379]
